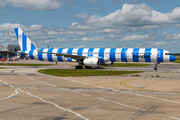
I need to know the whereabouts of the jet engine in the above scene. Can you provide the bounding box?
[83,57,100,67]
[100,61,114,66]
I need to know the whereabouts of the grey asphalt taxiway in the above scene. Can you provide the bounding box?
[0,60,180,120]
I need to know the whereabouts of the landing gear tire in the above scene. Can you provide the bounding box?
[75,66,83,69]
[85,66,92,69]
[154,68,157,70]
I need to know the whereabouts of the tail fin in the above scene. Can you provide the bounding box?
[14,28,35,51]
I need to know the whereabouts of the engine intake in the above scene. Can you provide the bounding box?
[83,57,100,67]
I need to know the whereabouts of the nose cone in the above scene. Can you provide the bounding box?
[170,55,177,62]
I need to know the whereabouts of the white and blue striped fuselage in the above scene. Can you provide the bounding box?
[22,48,176,64]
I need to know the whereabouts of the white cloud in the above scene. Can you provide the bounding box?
[0,23,27,32]
[30,25,44,31]
[118,35,152,41]
[76,45,86,48]
[0,0,62,10]
[88,0,99,4]
[71,3,180,31]
[73,13,88,19]
[90,7,100,11]
[166,34,180,40]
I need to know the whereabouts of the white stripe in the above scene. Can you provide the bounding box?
[112,101,146,111]
[33,50,38,60]
[151,48,157,62]
[82,48,89,57]
[27,37,31,50]
[163,50,170,62]
[104,48,111,62]
[139,48,145,62]
[93,48,100,58]
[18,28,23,50]
[170,116,180,120]
[42,49,48,61]
[127,48,133,62]
[98,98,109,102]
[52,48,58,62]
[62,49,68,61]
[72,48,78,55]
[115,48,122,62]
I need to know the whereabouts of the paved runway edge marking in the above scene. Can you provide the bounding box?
[170,116,180,120]
[98,97,146,111]
[120,79,180,94]
[55,76,180,105]
[28,77,91,97]
[0,80,19,101]
[0,79,89,120]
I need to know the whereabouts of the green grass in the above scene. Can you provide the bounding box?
[174,56,180,63]
[100,63,150,67]
[0,63,55,66]
[38,69,144,77]
[71,63,150,68]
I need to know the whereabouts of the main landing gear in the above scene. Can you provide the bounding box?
[85,66,92,69]
[75,66,92,69]
[75,66,83,69]
[154,63,158,70]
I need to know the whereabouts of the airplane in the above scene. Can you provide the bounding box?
[12,28,176,70]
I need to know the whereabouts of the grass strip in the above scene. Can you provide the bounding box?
[174,56,180,63]
[71,63,150,67]
[38,69,144,77]
[100,63,150,67]
[0,63,55,66]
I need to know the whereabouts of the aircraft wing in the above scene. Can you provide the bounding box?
[6,51,28,55]
[40,51,87,60]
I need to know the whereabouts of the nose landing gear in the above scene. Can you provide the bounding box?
[154,63,158,70]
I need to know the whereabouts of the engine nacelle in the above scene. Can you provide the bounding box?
[100,61,114,66]
[83,57,100,67]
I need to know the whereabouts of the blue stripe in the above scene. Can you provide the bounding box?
[38,48,44,61]
[121,48,128,62]
[67,48,73,62]
[88,48,94,57]
[22,33,27,51]
[99,48,105,63]
[157,49,164,63]
[144,48,151,62]
[29,49,34,59]
[77,48,84,56]
[57,48,63,62]
[14,28,18,40]
[47,48,54,62]
[110,48,116,62]
[31,43,35,50]
[132,48,139,62]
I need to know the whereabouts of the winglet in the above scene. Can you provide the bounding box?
[32,41,41,52]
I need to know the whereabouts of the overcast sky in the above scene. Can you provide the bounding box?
[0,0,180,52]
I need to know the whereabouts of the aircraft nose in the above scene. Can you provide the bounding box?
[170,55,177,62]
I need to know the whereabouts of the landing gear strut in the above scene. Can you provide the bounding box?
[154,63,158,70]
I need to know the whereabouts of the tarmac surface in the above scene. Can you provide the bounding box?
[0,60,180,120]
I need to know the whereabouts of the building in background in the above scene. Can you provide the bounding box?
[0,44,20,60]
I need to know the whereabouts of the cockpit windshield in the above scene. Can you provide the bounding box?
[165,53,170,55]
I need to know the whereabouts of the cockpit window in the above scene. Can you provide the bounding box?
[165,53,170,55]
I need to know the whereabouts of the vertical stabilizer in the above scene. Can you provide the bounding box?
[14,28,35,51]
